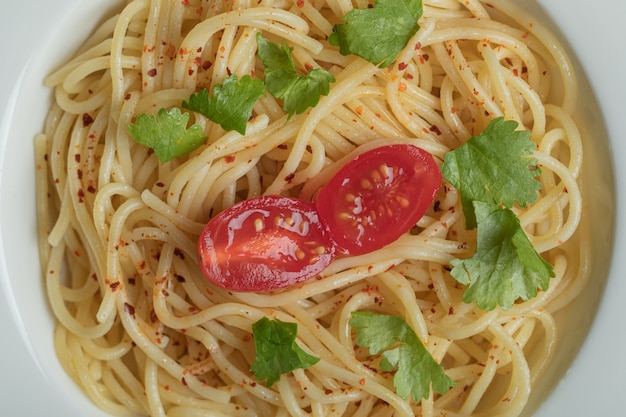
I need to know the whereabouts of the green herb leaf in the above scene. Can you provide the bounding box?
[329,0,423,68]
[450,201,555,311]
[250,317,320,387]
[128,107,207,163]
[350,312,455,401]
[256,33,335,117]
[441,117,541,229]
[182,74,265,135]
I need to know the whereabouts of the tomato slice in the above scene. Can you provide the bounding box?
[315,144,442,255]
[197,195,335,292]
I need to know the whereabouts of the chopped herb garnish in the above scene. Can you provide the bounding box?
[450,201,555,311]
[441,117,541,229]
[250,317,320,387]
[256,33,335,117]
[128,107,206,163]
[441,117,554,311]
[329,0,423,67]
[350,312,455,401]
[182,74,265,135]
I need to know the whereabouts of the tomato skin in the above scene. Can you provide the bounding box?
[197,195,335,292]
[315,144,442,255]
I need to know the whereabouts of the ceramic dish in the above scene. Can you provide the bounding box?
[0,0,623,415]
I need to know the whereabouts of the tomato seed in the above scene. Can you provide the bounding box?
[254,218,265,232]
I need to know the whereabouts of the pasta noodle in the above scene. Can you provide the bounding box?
[35,0,590,416]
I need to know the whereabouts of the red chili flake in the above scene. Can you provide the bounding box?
[226,67,232,76]
[181,0,189,5]
[147,68,157,77]
[522,31,530,39]
[74,153,81,163]
[304,63,314,71]
[297,0,305,7]
[194,56,202,67]
[277,144,288,150]
[110,281,120,292]
[156,181,165,187]
[181,377,188,386]
[128,278,136,285]
[77,169,83,180]
[174,248,185,260]
[448,306,455,315]
[397,62,408,71]
[224,155,236,163]
[202,61,213,70]
[429,124,442,135]
[150,308,158,323]
[124,303,136,317]
[175,275,186,283]
[82,113,94,126]
[414,41,422,50]
[87,185,97,194]
[305,145,312,153]
[284,172,295,183]
[188,68,195,76]
[77,189,85,202]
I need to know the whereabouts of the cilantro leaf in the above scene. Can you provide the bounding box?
[329,0,423,68]
[128,108,207,163]
[350,312,455,401]
[256,33,335,117]
[441,117,541,229]
[182,74,265,135]
[450,202,555,311]
[250,317,320,387]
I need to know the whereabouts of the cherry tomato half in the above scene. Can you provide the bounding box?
[198,195,335,292]
[315,144,442,255]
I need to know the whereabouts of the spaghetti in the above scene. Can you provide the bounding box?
[35,0,588,416]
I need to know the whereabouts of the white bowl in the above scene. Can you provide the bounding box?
[0,0,622,416]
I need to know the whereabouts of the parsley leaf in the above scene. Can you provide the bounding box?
[256,33,335,117]
[328,0,423,68]
[441,118,554,311]
[441,117,541,229]
[250,317,320,387]
[450,201,555,311]
[350,312,455,401]
[182,74,265,135]
[128,107,207,163]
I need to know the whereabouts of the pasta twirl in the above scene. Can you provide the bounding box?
[35,0,589,416]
